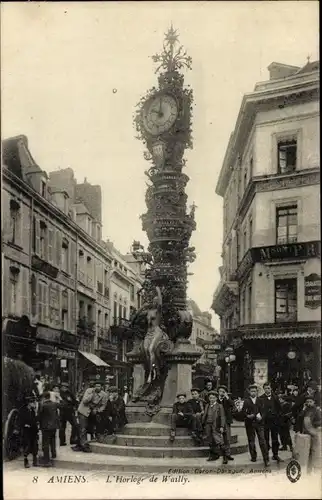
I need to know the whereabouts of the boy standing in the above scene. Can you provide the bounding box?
[218,385,235,461]
[302,395,321,472]
[20,395,39,468]
[38,391,59,467]
[202,390,227,464]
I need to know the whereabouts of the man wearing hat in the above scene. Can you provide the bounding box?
[259,382,282,462]
[218,385,235,461]
[242,384,269,467]
[20,395,39,468]
[188,388,205,444]
[109,386,128,432]
[73,378,108,452]
[59,382,79,446]
[202,390,227,463]
[302,394,321,471]
[169,393,193,442]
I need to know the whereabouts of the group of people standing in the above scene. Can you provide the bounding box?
[170,382,235,465]
[169,379,321,468]
[20,376,128,467]
[236,380,321,468]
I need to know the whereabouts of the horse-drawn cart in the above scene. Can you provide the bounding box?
[3,357,35,460]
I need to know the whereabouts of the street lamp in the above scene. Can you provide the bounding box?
[224,346,236,394]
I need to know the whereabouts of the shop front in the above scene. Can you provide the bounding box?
[77,350,111,391]
[32,325,80,392]
[224,322,321,396]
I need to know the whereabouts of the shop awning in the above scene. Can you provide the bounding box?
[244,331,320,340]
[78,351,110,367]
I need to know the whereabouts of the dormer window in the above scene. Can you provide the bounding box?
[41,179,47,198]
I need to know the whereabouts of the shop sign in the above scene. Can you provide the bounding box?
[36,343,56,355]
[36,326,61,343]
[204,344,221,352]
[304,273,321,309]
[57,348,76,359]
[254,241,320,262]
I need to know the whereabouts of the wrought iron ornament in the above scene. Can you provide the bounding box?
[129,27,196,404]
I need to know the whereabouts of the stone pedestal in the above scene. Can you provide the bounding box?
[161,338,201,406]
[126,338,201,424]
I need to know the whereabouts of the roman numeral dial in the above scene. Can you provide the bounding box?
[142,94,178,136]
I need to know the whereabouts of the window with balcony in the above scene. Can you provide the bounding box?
[38,281,48,323]
[275,278,297,322]
[87,304,93,322]
[86,256,93,287]
[79,300,85,319]
[240,287,246,325]
[9,266,20,316]
[247,283,252,324]
[61,309,68,330]
[9,199,21,246]
[278,139,297,173]
[31,274,37,317]
[113,301,118,325]
[276,205,298,244]
[61,239,69,273]
[39,221,47,260]
[249,217,253,248]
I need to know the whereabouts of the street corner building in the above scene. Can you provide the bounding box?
[1,135,144,392]
[212,60,320,395]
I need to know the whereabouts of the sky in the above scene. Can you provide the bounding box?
[1,1,319,329]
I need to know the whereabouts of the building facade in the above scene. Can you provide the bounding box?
[212,60,320,396]
[2,136,142,392]
[187,299,221,387]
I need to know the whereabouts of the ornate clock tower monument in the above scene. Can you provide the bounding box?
[127,26,201,421]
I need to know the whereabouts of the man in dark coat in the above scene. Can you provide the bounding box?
[218,385,235,461]
[170,393,193,442]
[110,387,128,432]
[202,391,227,463]
[243,384,269,467]
[187,388,205,444]
[20,395,39,468]
[277,392,293,452]
[59,382,79,446]
[38,391,59,466]
[259,382,282,462]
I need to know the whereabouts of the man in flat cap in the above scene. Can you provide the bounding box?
[20,395,39,468]
[218,385,235,461]
[302,394,321,472]
[169,393,193,442]
[202,391,227,463]
[109,386,128,433]
[242,384,269,467]
[188,388,205,444]
[59,382,78,446]
[73,378,107,452]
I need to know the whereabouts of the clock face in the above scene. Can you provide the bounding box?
[142,94,178,136]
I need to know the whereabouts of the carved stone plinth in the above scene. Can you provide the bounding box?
[161,338,201,406]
